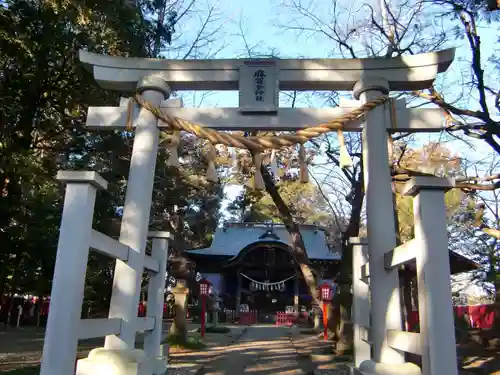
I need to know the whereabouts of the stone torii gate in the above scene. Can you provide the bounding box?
[40,48,458,375]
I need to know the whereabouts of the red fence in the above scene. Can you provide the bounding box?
[455,305,498,329]
[407,304,499,331]
[225,309,258,325]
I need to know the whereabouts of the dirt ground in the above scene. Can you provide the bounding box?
[1,325,500,374]
[0,327,104,373]
[461,350,500,375]
[458,342,500,374]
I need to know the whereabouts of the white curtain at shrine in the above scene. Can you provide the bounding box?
[241,273,294,293]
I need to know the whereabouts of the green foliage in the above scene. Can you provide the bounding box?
[163,334,206,350]
[0,367,40,375]
[396,188,464,242]
[449,194,500,302]
[0,0,222,313]
[0,0,149,302]
[395,143,464,242]
[202,325,231,334]
[228,179,333,226]
[224,142,332,225]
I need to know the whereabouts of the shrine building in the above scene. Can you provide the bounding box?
[185,222,340,320]
[184,222,477,322]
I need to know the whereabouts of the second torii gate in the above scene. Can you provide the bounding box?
[42,48,457,375]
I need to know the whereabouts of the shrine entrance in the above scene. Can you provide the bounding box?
[40,48,461,375]
[227,241,301,323]
[185,222,340,325]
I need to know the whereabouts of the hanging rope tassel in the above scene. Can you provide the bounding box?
[166,131,181,168]
[270,149,279,180]
[299,144,309,183]
[252,152,265,190]
[231,147,239,173]
[205,143,218,182]
[337,129,353,169]
[126,97,134,132]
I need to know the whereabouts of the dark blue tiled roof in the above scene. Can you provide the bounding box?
[185,222,341,260]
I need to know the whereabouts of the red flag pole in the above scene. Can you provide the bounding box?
[201,294,206,337]
[322,301,328,341]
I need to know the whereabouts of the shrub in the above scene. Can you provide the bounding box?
[204,326,230,334]
[163,335,206,350]
[3,367,40,375]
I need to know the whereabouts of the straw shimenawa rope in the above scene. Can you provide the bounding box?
[131,94,391,151]
[125,93,500,194]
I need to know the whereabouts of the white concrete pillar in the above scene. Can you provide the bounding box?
[143,231,171,359]
[40,171,108,375]
[402,177,458,375]
[349,237,371,368]
[354,77,405,364]
[106,76,170,350]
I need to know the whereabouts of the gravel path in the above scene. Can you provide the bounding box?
[172,325,313,375]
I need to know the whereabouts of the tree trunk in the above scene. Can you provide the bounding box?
[36,297,42,327]
[334,166,365,354]
[169,279,189,342]
[5,292,15,329]
[335,286,354,354]
[259,164,321,306]
[3,257,22,330]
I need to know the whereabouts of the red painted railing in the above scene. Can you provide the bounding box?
[455,305,498,329]
[225,309,258,325]
[407,304,499,331]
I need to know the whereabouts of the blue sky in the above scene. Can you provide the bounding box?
[177,0,498,131]
[170,0,500,221]
[166,0,499,296]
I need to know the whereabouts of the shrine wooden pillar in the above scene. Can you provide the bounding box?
[236,269,242,316]
[293,273,299,312]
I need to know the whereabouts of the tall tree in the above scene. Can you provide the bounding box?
[450,153,500,303]
[0,0,150,314]
[0,0,228,323]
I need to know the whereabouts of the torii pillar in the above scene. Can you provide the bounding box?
[355,77,405,365]
[105,76,171,350]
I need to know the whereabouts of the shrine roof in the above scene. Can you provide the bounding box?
[185,222,341,261]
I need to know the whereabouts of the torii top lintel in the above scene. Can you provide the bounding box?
[79,49,455,93]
